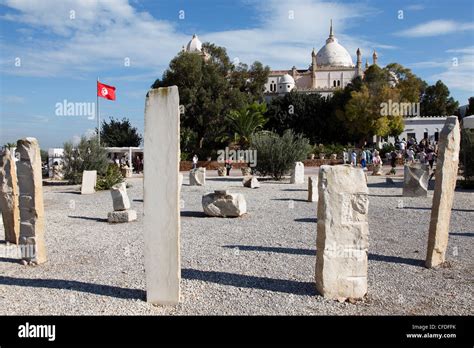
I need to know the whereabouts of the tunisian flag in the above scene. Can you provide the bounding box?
[97,81,116,100]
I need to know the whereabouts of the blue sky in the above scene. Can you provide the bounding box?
[1,0,473,148]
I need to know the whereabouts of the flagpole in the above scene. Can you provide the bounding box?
[97,76,100,146]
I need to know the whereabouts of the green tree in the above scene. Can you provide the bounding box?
[465,97,474,116]
[62,136,108,184]
[99,117,143,147]
[225,102,267,148]
[152,43,270,156]
[384,63,426,102]
[420,80,459,116]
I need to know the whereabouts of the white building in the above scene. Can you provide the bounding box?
[264,21,374,98]
[399,116,448,143]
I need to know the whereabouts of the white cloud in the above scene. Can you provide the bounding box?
[0,0,381,77]
[431,54,474,93]
[395,20,474,37]
[1,95,25,104]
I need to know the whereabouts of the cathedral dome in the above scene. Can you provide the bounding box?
[186,34,202,52]
[279,74,295,85]
[316,22,354,68]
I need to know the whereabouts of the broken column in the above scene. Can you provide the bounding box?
[202,190,247,217]
[403,163,429,197]
[189,167,206,186]
[242,175,260,189]
[290,162,304,184]
[315,165,369,301]
[144,86,181,305]
[16,138,47,264]
[0,149,20,244]
[107,182,137,223]
[307,176,318,202]
[426,116,461,268]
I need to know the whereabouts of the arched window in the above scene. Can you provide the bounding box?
[337,80,341,87]
[333,80,337,87]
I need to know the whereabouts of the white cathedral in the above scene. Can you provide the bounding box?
[263,21,376,98]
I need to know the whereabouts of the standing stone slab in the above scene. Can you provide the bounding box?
[189,167,206,186]
[426,116,461,268]
[315,165,369,301]
[144,87,180,305]
[16,138,47,264]
[81,170,97,194]
[110,182,130,211]
[403,164,429,197]
[307,176,318,202]
[0,149,20,244]
[290,162,304,184]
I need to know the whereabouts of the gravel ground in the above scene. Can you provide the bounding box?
[0,169,472,315]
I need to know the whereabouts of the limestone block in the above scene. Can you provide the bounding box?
[110,182,130,211]
[242,175,260,189]
[315,165,369,301]
[81,170,97,194]
[16,138,47,264]
[403,164,429,197]
[189,167,206,186]
[308,176,318,202]
[426,116,461,268]
[0,149,20,244]
[290,162,304,184]
[144,87,181,305]
[108,209,137,223]
[202,190,247,217]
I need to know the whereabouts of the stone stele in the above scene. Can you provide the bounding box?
[16,138,47,264]
[426,116,461,268]
[402,163,429,197]
[108,210,137,223]
[189,167,206,186]
[307,176,318,202]
[144,86,181,305]
[0,149,20,244]
[202,190,247,217]
[315,165,369,301]
[290,162,304,184]
[110,182,131,211]
[81,170,97,195]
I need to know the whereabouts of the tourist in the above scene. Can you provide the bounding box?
[390,150,397,169]
[406,147,415,163]
[225,158,233,176]
[372,150,382,175]
[418,149,427,164]
[343,149,349,164]
[399,139,406,154]
[192,154,198,169]
[351,150,357,167]
[361,149,367,170]
[427,150,435,169]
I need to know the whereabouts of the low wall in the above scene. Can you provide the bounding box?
[180,159,344,171]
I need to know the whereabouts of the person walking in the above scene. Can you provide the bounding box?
[427,150,435,169]
[351,150,357,167]
[225,158,233,176]
[361,149,367,170]
[406,147,415,164]
[192,154,198,169]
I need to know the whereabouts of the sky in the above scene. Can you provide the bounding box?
[0,0,473,149]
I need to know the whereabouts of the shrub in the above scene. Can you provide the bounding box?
[62,136,108,184]
[96,164,124,190]
[250,129,311,180]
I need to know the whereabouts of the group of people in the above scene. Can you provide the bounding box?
[108,154,144,173]
[394,137,438,169]
[343,136,438,173]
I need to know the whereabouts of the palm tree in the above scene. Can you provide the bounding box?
[226,102,268,149]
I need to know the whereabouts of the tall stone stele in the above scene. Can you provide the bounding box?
[16,138,47,264]
[426,116,461,268]
[144,86,181,305]
[315,165,369,301]
[0,149,20,244]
